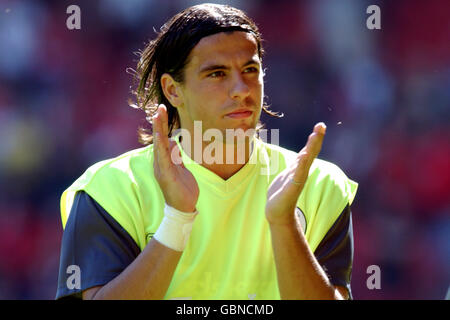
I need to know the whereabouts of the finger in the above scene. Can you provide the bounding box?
[157,105,172,153]
[153,112,171,171]
[158,104,169,137]
[153,131,162,177]
[152,109,163,142]
[152,112,160,160]
[304,122,326,158]
[152,122,161,169]
[292,122,326,184]
[296,122,326,160]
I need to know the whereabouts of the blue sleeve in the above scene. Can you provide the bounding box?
[56,191,141,299]
[314,204,354,299]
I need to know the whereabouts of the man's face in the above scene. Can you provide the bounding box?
[176,31,263,137]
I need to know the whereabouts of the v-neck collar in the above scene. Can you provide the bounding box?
[173,133,261,194]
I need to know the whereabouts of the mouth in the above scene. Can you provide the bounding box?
[225,109,253,119]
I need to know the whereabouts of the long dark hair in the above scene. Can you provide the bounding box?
[129,3,282,145]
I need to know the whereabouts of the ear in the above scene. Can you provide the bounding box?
[160,73,184,108]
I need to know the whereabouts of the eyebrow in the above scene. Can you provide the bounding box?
[198,58,260,74]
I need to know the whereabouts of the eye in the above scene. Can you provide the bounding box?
[208,71,225,78]
[243,66,259,74]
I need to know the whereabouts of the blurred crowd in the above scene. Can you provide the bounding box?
[0,0,448,299]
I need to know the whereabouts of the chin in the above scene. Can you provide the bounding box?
[213,124,256,145]
[232,122,257,133]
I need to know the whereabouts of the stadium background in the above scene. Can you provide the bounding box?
[0,0,448,299]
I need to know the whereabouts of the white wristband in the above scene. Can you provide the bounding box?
[153,204,199,252]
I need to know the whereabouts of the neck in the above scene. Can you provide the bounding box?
[180,134,254,180]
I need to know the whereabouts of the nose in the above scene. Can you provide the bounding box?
[230,73,250,101]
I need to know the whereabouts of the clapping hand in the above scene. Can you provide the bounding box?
[265,123,326,226]
[152,105,199,213]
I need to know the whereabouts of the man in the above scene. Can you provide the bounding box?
[56,3,357,300]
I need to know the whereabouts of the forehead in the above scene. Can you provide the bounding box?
[187,31,260,70]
